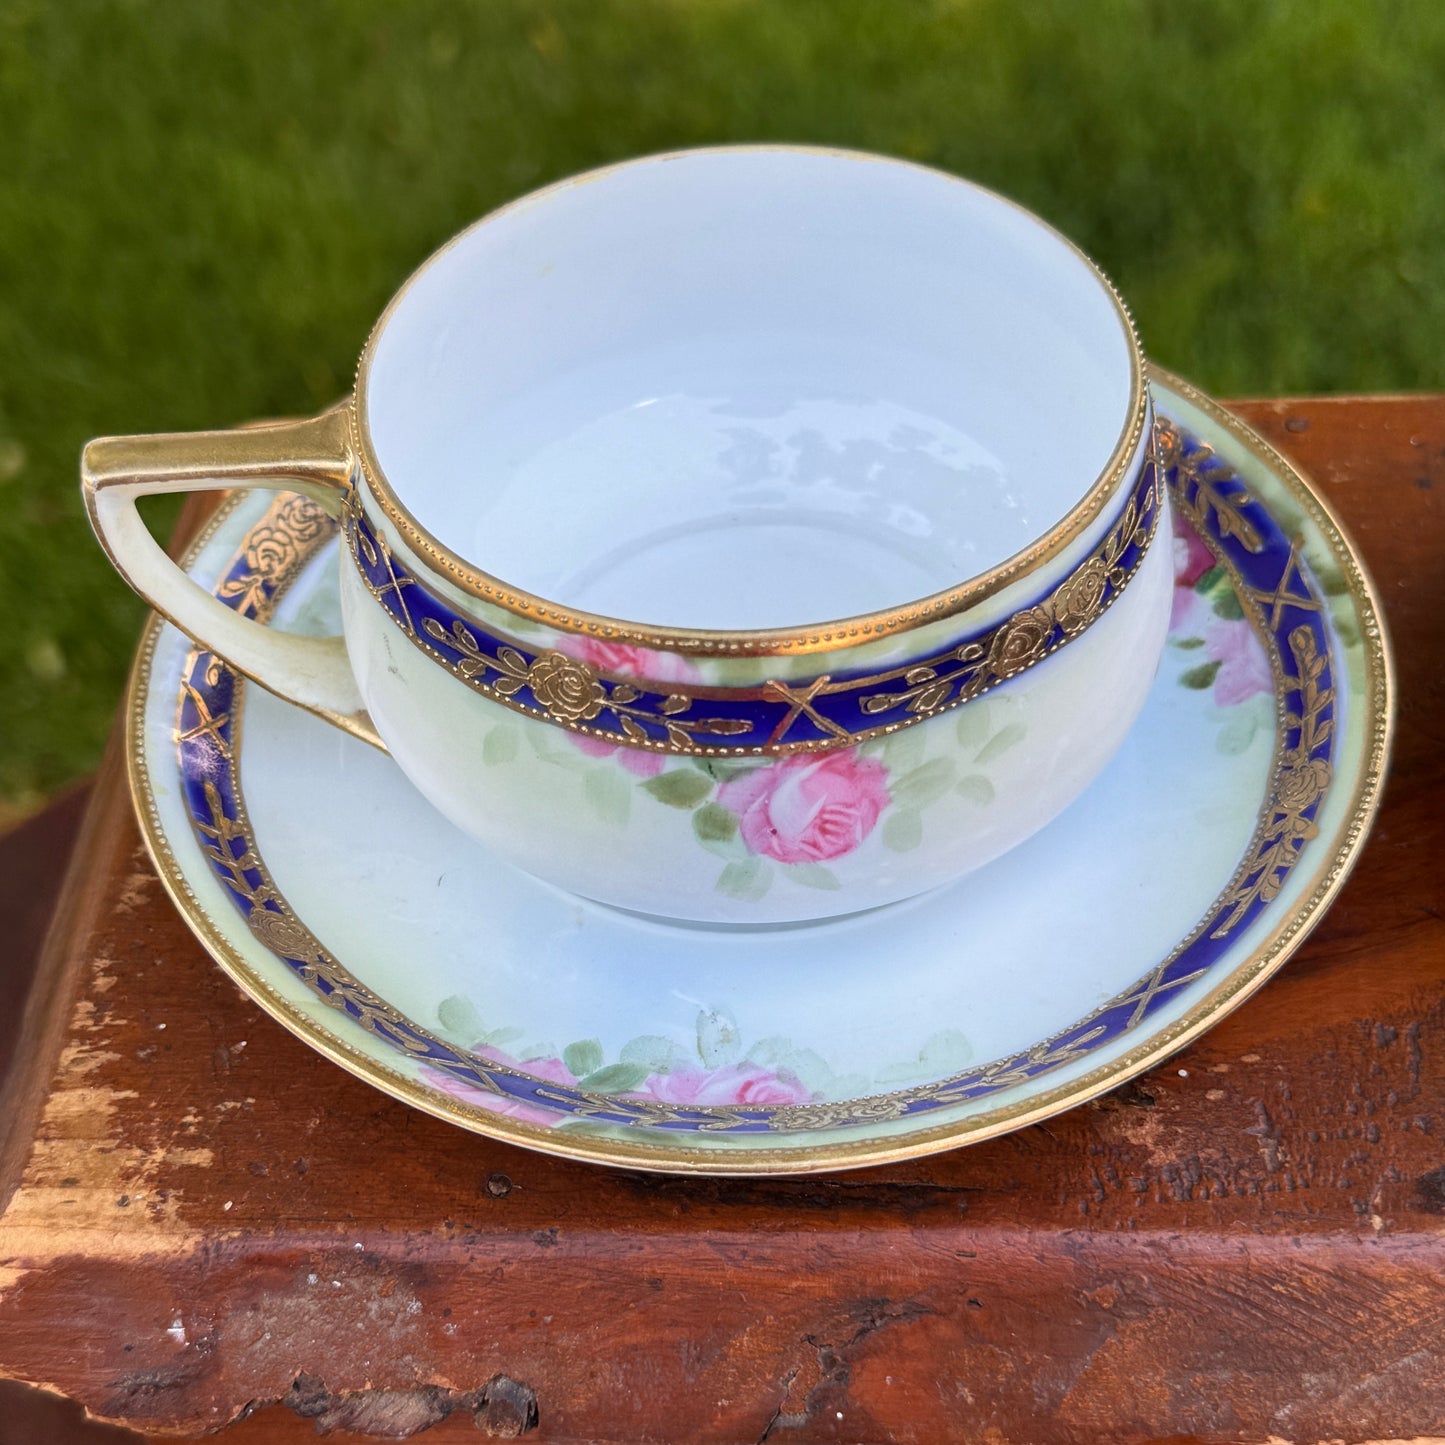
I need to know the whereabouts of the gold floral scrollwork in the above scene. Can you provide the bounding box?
[769,1097,910,1132]
[219,495,332,612]
[193,781,274,912]
[855,468,1158,725]
[247,905,317,960]
[1212,625,1333,937]
[1051,556,1108,636]
[341,482,367,536]
[1158,416,1264,554]
[525,651,606,722]
[1275,753,1331,813]
[984,605,1053,679]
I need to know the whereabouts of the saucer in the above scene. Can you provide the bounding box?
[126,368,1391,1175]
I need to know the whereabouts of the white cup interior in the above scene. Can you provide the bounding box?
[364,148,1135,630]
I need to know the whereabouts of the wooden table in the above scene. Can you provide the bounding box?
[1,397,1441,1444]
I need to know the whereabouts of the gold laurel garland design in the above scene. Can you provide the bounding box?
[1213,626,1332,936]
[173,497,740,1131]
[342,457,1162,757]
[182,451,1293,1135]
[124,374,1392,1172]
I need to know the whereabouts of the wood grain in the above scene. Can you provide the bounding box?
[0,398,1441,1444]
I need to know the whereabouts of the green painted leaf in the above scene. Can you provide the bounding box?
[876,1028,977,1084]
[744,1035,795,1069]
[584,766,631,826]
[1180,659,1223,690]
[955,700,993,751]
[523,724,584,769]
[697,1006,742,1067]
[619,1034,683,1071]
[881,723,927,772]
[1210,587,1245,621]
[716,856,771,901]
[641,768,714,809]
[689,756,763,784]
[482,725,520,765]
[525,725,558,760]
[693,802,739,842]
[883,808,923,852]
[745,1039,835,1095]
[975,720,1027,763]
[955,773,995,805]
[790,863,842,890]
[1194,565,1225,595]
[563,1038,605,1079]
[1169,636,1206,650]
[890,757,957,809]
[579,1061,651,1093]
[920,1028,975,1069]
[436,994,483,1040]
[1215,707,1261,756]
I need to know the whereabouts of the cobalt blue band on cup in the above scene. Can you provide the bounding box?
[166,410,1339,1137]
[84,145,1173,924]
[343,427,1162,755]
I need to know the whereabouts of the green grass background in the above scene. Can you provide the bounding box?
[2,0,1442,820]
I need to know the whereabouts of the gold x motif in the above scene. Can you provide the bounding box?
[1246,538,1320,631]
[762,676,852,745]
[1115,962,1210,1030]
[175,679,232,759]
[372,535,416,635]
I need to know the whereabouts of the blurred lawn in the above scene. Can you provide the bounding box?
[2,0,1443,820]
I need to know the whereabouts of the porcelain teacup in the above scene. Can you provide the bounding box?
[84,145,1170,924]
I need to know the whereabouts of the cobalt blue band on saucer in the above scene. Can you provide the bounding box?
[341,441,1163,756]
[173,414,1337,1133]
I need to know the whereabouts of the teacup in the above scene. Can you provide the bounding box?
[84,145,1170,924]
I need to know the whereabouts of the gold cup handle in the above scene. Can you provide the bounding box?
[83,406,382,748]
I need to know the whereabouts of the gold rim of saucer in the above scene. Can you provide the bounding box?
[124,367,1394,1175]
[350,143,1149,658]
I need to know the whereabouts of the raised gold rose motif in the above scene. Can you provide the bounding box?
[1212,627,1334,937]
[1275,752,1331,813]
[986,606,1052,679]
[247,905,317,959]
[1051,556,1108,636]
[526,650,606,722]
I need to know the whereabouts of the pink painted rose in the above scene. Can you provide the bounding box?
[633,1061,811,1107]
[1204,618,1272,705]
[423,1044,577,1129]
[1171,511,1217,629]
[1172,510,1216,588]
[569,732,664,777]
[1171,579,1205,633]
[1166,510,1272,707]
[719,749,890,864]
[559,639,698,772]
[559,636,700,684]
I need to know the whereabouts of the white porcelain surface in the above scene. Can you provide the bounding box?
[365,148,1135,623]
[342,500,1172,923]
[345,148,1162,922]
